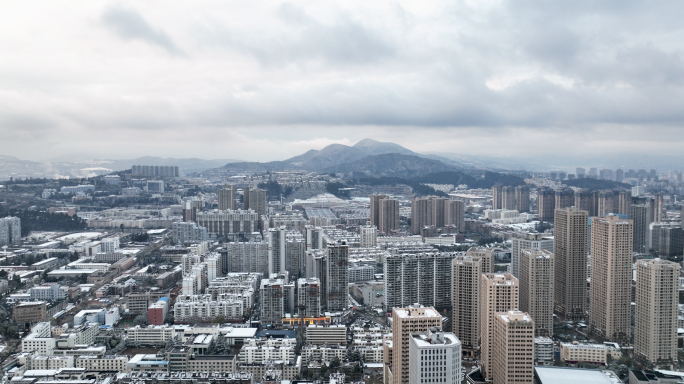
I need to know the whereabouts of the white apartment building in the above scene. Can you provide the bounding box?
[237,338,296,364]
[360,225,378,248]
[27,355,74,370]
[196,209,259,238]
[30,284,67,301]
[0,216,21,246]
[60,185,95,194]
[100,237,120,253]
[22,322,55,355]
[483,209,520,220]
[171,222,208,246]
[408,328,461,384]
[535,337,555,365]
[225,242,269,276]
[301,344,347,365]
[349,264,375,282]
[173,295,244,322]
[75,355,129,371]
[384,252,460,310]
[127,325,178,345]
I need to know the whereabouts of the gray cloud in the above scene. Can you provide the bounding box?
[2,0,684,162]
[199,2,396,65]
[101,4,184,56]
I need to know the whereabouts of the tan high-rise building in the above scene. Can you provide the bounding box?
[630,204,650,254]
[480,273,519,380]
[465,247,494,274]
[218,184,236,211]
[492,184,503,210]
[654,193,664,223]
[411,198,433,234]
[617,191,631,216]
[590,215,633,343]
[244,187,267,217]
[445,200,465,232]
[370,194,388,229]
[501,186,516,210]
[555,189,574,210]
[431,198,447,228]
[390,305,442,384]
[519,249,554,337]
[634,259,679,369]
[452,256,481,356]
[492,310,535,384]
[554,207,588,321]
[515,185,530,213]
[537,189,556,222]
[379,198,400,233]
[574,190,596,217]
[597,191,619,216]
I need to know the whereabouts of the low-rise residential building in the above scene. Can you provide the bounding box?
[22,322,55,355]
[560,342,608,365]
[301,344,347,365]
[27,355,74,370]
[29,284,66,301]
[173,295,245,323]
[306,325,347,345]
[75,355,129,371]
[237,338,296,365]
[126,354,169,372]
[127,325,178,346]
[14,301,47,326]
[535,337,555,366]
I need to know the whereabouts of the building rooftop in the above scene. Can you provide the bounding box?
[535,367,620,384]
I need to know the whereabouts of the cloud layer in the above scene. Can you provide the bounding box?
[0,0,683,162]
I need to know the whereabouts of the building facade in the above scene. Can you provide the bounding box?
[590,215,633,343]
[554,207,588,321]
[519,249,554,337]
[391,305,443,384]
[492,311,535,384]
[480,273,519,380]
[634,258,679,369]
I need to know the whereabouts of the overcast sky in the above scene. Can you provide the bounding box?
[2,0,684,162]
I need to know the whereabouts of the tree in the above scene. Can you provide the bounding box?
[212,315,227,324]
[78,273,87,284]
[11,274,21,288]
[133,314,148,326]
[120,224,125,232]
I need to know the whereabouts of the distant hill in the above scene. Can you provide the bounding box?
[412,171,527,189]
[219,138,469,172]
[562,178,631,190]
[325,153,458,178]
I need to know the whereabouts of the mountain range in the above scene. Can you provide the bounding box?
[213,138,473,177]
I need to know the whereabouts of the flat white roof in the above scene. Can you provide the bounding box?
[56,232,103,241]
[535,367,615,384]
[48,270,98,275]
[224,328,257,338]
